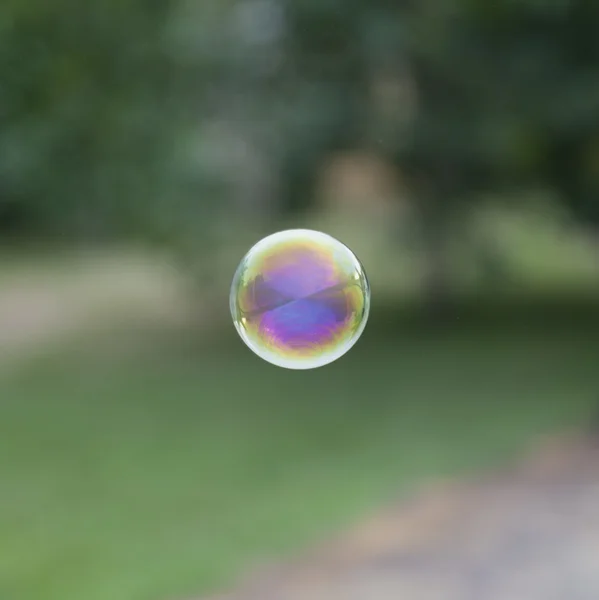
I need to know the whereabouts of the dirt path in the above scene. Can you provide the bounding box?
[201,433,599,600]
[0,253,188,367]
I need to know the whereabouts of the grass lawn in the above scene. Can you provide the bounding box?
[1,305,599,600]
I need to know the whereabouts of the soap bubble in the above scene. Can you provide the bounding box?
[230,229,370,369]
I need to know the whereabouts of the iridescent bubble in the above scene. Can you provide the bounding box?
[230,229,370,369]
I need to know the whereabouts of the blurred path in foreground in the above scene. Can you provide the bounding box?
[202,433,599,600]
[0,253,188,367]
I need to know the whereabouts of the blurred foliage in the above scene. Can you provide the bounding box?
[0,0,175,239]
[271,0,599,224]
[1,0,599,244]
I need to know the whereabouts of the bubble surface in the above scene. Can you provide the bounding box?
[230,229,370,369]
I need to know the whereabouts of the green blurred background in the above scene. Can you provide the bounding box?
[2,1,599,599]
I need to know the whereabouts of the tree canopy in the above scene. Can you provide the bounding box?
[2,0,599,241]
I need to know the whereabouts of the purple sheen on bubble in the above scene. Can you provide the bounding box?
[261,299,338,349]
[264,248,337,298]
